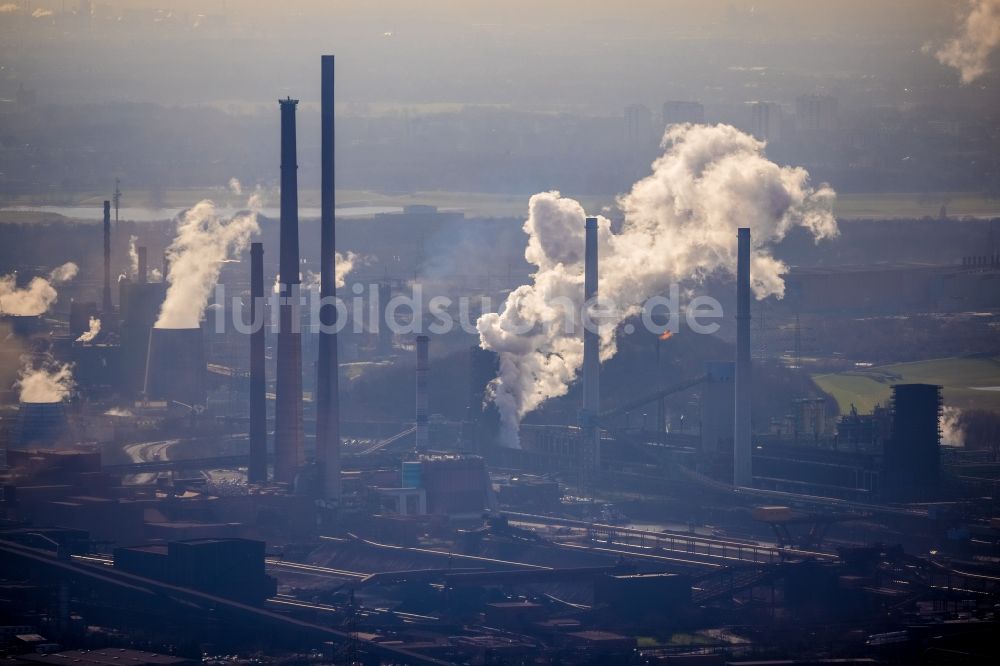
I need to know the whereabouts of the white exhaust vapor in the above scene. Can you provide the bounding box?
[128,235,139,278]
[304,251,368,292]
[477,123,838,447]
[0,262,79,317]
[75,316,101,343]
[16,358,75,403]
[930,0,1000,84]
[155,199,259,329]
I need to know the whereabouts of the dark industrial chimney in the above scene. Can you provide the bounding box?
[315,55,341,499]
[415,335,429,451]
[249,242,267,484]
[581,217,600,483]
[137,246,148,284]
[102,200,112,314]
[733,227,752,486]
[274,97,304,484]
[377,282,393,355]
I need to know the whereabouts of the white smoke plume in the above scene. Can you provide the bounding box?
[128,235,139,278]
[0,262,79,317]
[75,316,101,343]
[105,407,134,417]
[940,406,965,446]
[155,200,259,329]
[931,0,1000,84]
[302,251,370,292]
[31,8,52,18]
[16,358,74,403]
[228,177,243,195]
[478,124,837,446]
[335,251,363,288]
[150,268,163,282]
[0,4,20,14]
[49,262,79,283]
[247,185,265,212]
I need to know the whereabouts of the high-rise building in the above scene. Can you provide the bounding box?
[662,100,705,126]
[624,104,653,148]
[796,94,838,132]
[749,101,783,141]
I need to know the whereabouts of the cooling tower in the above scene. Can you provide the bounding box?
[119,281,165,395]
[273,97,304,484]
[16,401,69,448]
[249,242,267,483]
[580,217,601,480]
[315,54,341,499]
[144,327,206,406]
[415,335,429,452]
[883,383,942,500]
[733,227,752,487]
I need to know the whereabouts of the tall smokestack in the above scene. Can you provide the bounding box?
[377,282,393,355]
[315,55,341,499]
[249,242,267,484]
[137,246,148,284]
[102,200,112,314]
[581,217,600,482]
[415,335,429,452]
[734,227,752,486]
[274,97,304,484]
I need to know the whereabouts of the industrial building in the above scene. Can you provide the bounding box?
[0,51,997,666]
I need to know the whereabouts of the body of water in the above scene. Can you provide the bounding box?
[0,204,403,222]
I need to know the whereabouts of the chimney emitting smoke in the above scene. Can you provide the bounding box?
[581,216,600,482]
[734,227,752,487]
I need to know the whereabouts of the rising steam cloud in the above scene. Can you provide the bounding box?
[300,251,369,293]
[75,316,101,343]
[0,262,79,317]
[478,123,838,446]
[127,235,139,278]
[931,0,1000,84]
[16,358,74,403]
[155,200,259,329]
[940,406,965,446]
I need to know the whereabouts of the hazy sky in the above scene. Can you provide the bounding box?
[3,0,992,111]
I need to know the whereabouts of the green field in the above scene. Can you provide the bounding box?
[814,356,1000,415]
